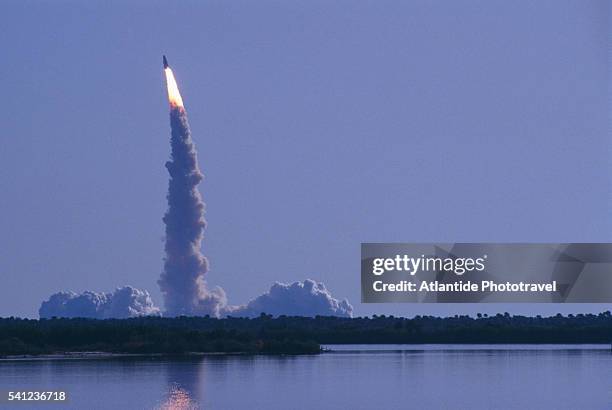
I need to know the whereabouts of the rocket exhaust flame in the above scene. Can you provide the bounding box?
[164,67,184,108]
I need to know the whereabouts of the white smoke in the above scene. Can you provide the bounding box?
[226,279,353,318]
[157,102,226,317]
[39,286,161,319]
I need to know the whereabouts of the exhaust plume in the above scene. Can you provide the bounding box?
[37,58,353,320]
[158,59,227,317]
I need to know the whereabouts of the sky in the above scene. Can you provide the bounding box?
[0,0,610,318]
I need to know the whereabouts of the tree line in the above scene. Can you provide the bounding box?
[1,311,611,356]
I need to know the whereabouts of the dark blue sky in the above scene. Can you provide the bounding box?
[0,0,610,317]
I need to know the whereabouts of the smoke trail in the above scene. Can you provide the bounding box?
[156,61,352,319]
[158,67,226,317]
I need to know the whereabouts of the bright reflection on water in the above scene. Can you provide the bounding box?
[158,385,198,410]
[0,345,609,410]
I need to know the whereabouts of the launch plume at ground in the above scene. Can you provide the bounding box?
[39,287,160,319]
[158,58,227,317]
[228,280,353,318]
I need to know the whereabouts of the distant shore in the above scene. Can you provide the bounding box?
[2,343,610,361]
[1,313,611,357]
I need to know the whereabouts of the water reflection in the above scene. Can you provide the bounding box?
[160,359,206,409]
[158,384,199,410]
[0,347,609,410]
[158,355,305,410]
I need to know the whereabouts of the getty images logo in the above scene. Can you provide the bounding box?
[372,255,488,276]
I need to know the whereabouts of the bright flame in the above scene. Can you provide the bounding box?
[164,67,184,108]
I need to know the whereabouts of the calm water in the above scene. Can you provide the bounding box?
[0,345,610,409]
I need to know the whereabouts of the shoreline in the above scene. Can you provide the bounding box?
[2,343,610,361]
[0,351,266,361]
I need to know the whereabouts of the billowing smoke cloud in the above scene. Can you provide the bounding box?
[39,286,160,319]
[157,93,227,317]
[226,279,353,318]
